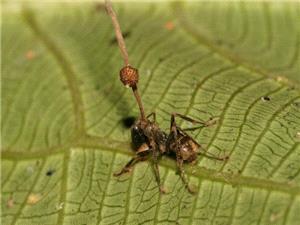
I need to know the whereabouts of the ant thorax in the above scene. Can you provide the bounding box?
[131,117,199,163]
[131,118,168,155]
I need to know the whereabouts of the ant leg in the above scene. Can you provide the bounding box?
[176,126,228,161]
[150,141,166,193]
[147,112,156,122]
[170,114,196,194]
[113,155,146,176]
[181,126,206,132]
[198,145,229,161]
[176,156,196,194]
[172,113,218,127]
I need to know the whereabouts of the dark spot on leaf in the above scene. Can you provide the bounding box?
[261,96,270,102]
[122,116,136,128]
[288,175,295,180]
[95,84,100,90]
[158,55,168,62]
[46,169,56,177]
[94,2,105,12]
[227,42,235,48]
[216,39,223,45]
[110,31,131,45]
[293,102,300,108]
[25,50,36,60]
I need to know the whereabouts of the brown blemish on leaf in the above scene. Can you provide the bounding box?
[25,50,36,60]
[27,193,41,205]
[7,197,14,208]
[164,21,175,31]
[95,2,105,12]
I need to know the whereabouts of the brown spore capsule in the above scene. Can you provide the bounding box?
[120,65,139,88]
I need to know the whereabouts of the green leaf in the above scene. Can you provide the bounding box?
[2,1,300,225]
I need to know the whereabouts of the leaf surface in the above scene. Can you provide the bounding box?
[2,2,300,225]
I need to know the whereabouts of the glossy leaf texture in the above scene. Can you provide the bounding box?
[1,1,300,225]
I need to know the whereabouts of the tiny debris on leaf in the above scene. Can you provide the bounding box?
[27,193,41,205]
[146,69,151,76]
[164,21,175,31]
[7,197,14,208]
[276,76,289,85]
[25,50,36,60]
[270,212,282,223]
[56,202,64,210]
[26,165,34,175]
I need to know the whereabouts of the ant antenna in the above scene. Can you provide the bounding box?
[105,0,146,121]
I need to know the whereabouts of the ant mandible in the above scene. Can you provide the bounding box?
[105,1,228,194]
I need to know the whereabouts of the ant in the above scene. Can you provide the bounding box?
[114,106,227,193]
[105,1,228,194]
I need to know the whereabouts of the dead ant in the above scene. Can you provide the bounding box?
[114,108,227,193]
[105,1,228,194]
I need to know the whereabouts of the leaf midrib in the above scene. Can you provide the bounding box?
[3,135,300,196]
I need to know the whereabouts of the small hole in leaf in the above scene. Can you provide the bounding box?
[46,169,56,177]
[261,96,271,102]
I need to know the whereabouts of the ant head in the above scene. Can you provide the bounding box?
[131,123,148,150]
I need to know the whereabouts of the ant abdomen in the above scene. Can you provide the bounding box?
[168,135,199,163]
